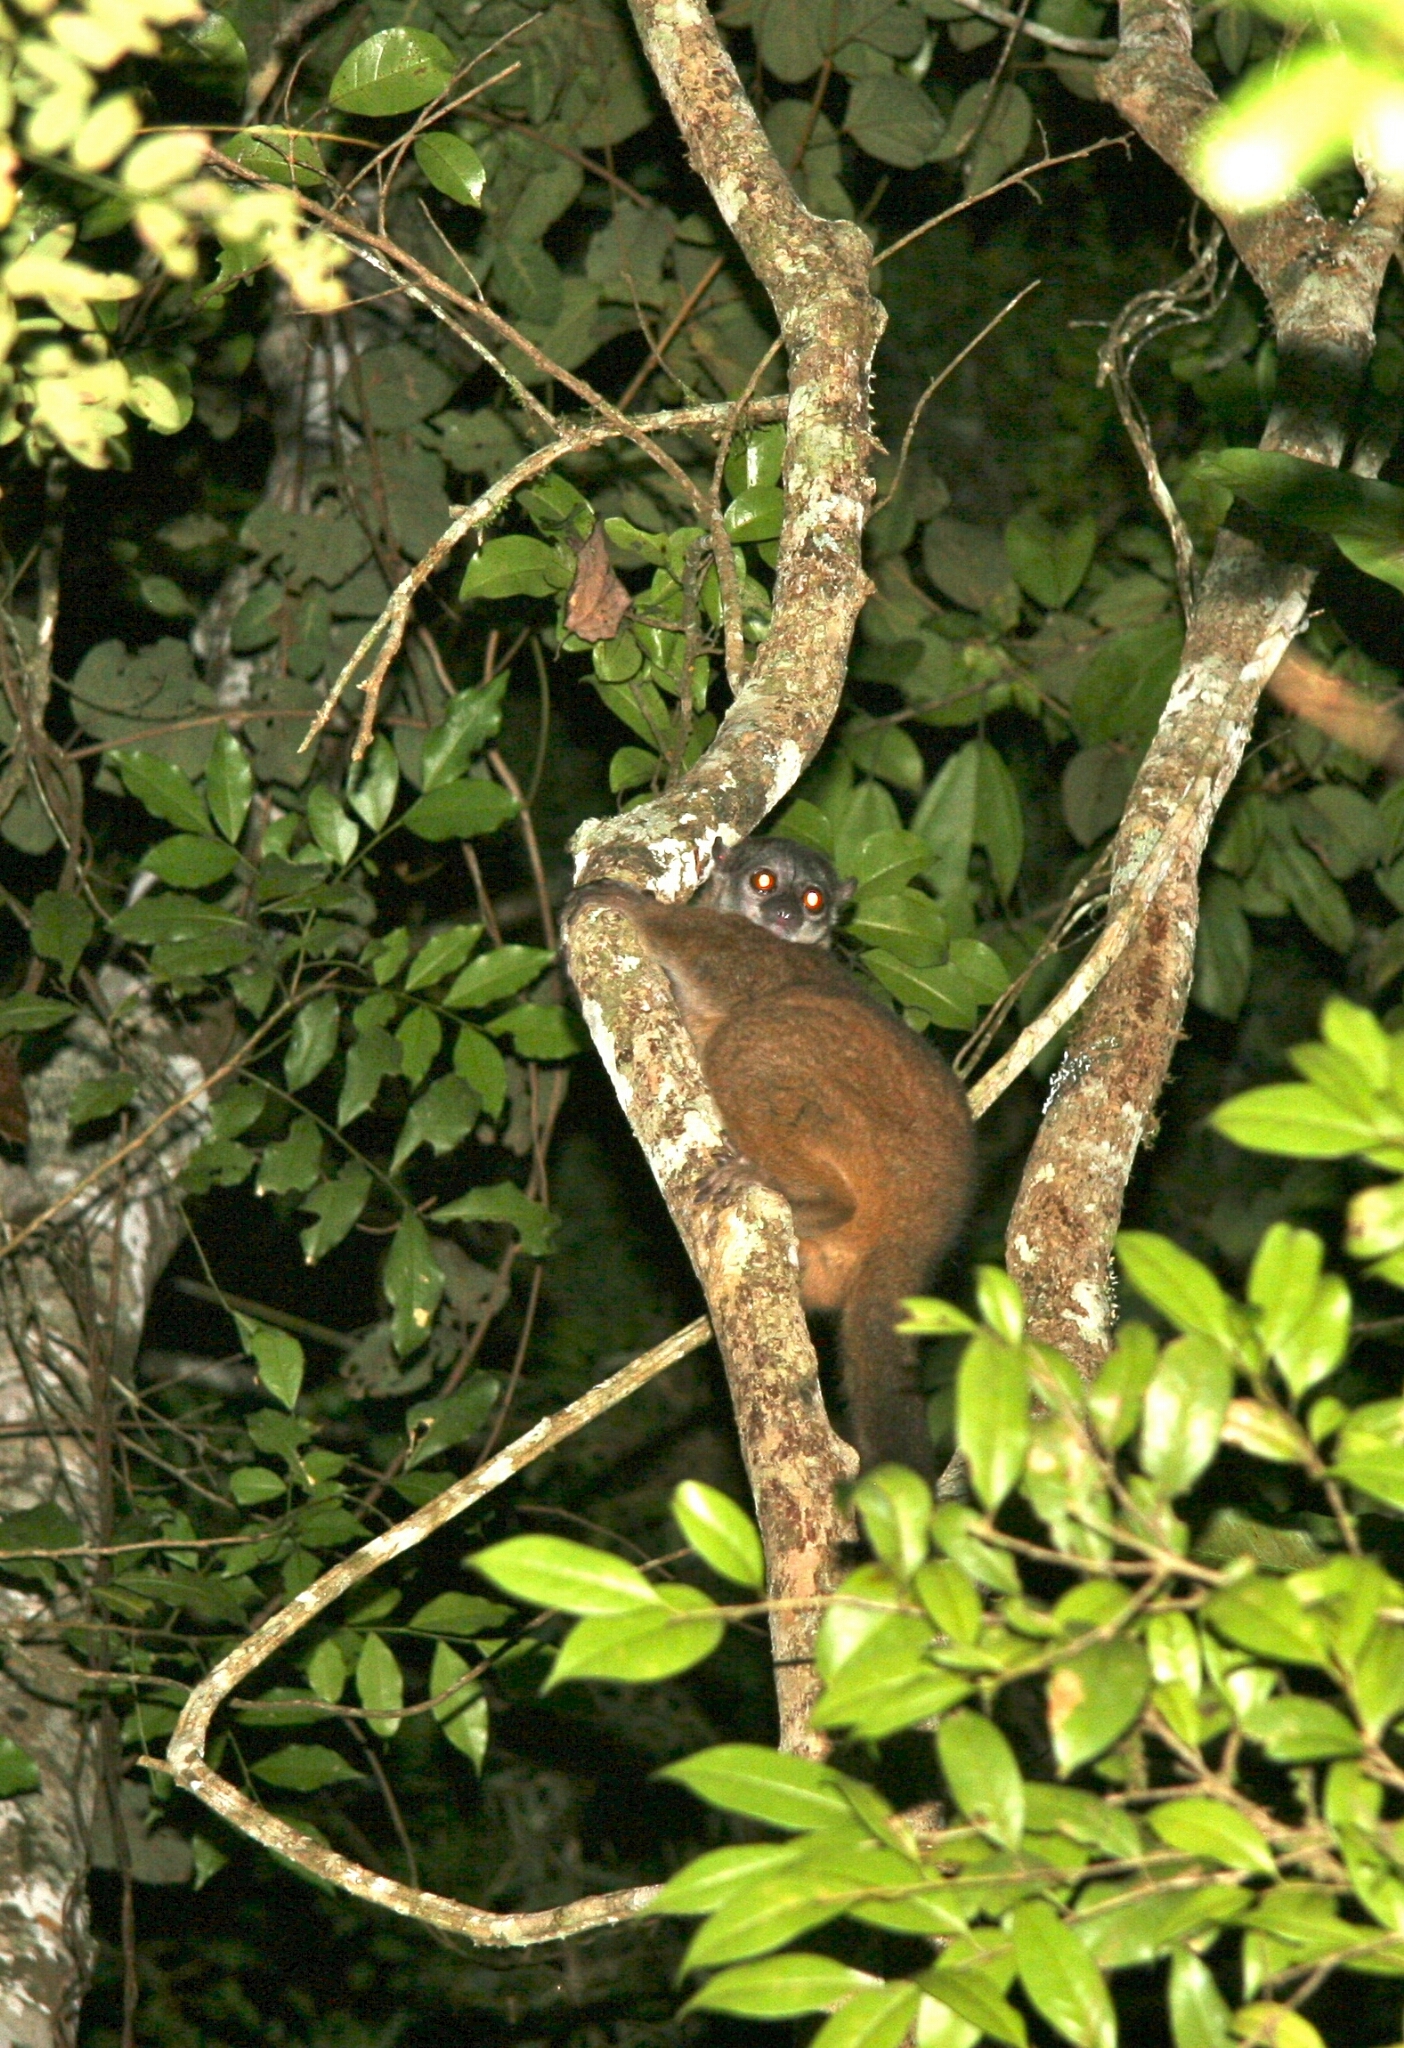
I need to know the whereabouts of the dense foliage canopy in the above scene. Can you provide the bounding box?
[3,2,1404,2046]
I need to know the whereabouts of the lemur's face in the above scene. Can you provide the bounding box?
[697,837,855,945]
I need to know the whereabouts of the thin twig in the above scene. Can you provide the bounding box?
[162,1317,714,1944]
[878,136,1125,268]
[298,396,785,759]
[874,282,1041,515]
[1096,218,1234,616]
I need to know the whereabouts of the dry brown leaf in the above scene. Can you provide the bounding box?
[565,522,631,643]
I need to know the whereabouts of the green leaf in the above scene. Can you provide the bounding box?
[299,1166,371,1262]
[0,1735,41,1797]
[685,1953,881,2018]
[1221,1398,1310,1463]
[125,356,194,436]
[1196,448,1404,548]
[1273,1279,1351,1401]
[391,1074,480,1172]
[328,26,454,115]
[1169,1949,1234,2048]
[1150,1797,1275,1876]
[1004,509,1096,609]
[680,1859,875,1970]
[1048,1637,1150,1774]
[845,71,946,167]
[847,888,948,967]
[852,1466,932,1581]
[346,736,398,832]
[812,1616,971,1738]
[931,1502,1021,1594]
[1013,1900,1116,2048]
[337,1025,400,1127]
[413,131,486,205]
[1022,1783,1142,1862]
[975,741,1024,898]
[432,1180,556,1256]
[224,126,325,188]
[485,1003,587,1060]
[812,1984,922,2048]
[257,1115,322,1197]
[428,1640,488,1766]
[1204,1578,1327,1667]
[723,485,784,542]
[240,1321,304,1411]
[1350,1622,1404,1738]
[383,1211,443,1355]
[672,1481,765,1589]
[150,930,254,983]
[69,1072,137,1128]
[1212,1083,1383,1157]
[32,890,94,981]
[1116,1232,1237,1347]
[975,1266,1025,1344]
[471,1534,659,1614]
[923,1966,1027,2048]
[403,1374,499,1469]
[355,1632,404,1738]
[898,1297,978,1338]
[0,994,75,1035]
[549,1584,724,1685]
[1240,1694,1362,1761]
[409,1592,510,1635]
[284,994,340,1093]
[659,1744,857,1830]
[445,945,554,1009]
[453,1026,508,1116]
[140,835,240,887]
[938,1710,1024,1848]
[399,781,518,842]
[404,924,482,992]
[249,1744,362,1790]
[1088,1323,1160,1450]
[421,678,507,789]
[459,534,572,602]
[1193,872,1252,1018]
[112,748,211,834]
[1139,1334,1234,1498]
[229,1465,284,1505]
[864,951,978,1029]
[396,1007,441,1088]
[957,1331,1029,1510]
[306,1639,345,1704]
[307,785,358,866]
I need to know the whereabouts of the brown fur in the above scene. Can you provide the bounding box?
[571,883,975,1473]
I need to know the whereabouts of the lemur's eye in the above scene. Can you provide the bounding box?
[802,887,826,914]
[750,869,777,893]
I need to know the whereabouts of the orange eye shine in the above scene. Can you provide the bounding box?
[803,889,825,912]
[751,870,776,892]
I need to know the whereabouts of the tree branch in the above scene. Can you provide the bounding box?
[163,1318,710,1944]
[1009,0,1404,1370]
[560,0,888,1748]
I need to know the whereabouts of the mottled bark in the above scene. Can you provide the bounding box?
[0,981,207,2048]
[562,0,886,1749]
[1008,1,1404,1368]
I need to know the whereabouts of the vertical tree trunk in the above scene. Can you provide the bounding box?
[0,986,207,2046]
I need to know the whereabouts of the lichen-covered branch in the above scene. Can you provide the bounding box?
[1009,0,1404,1369]
[0,980,208,2048]
[559,0,886,1746]
[166,1320,710,1942]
